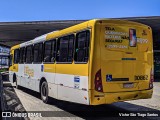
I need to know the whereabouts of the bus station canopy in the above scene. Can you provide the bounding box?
[0,16,160,47]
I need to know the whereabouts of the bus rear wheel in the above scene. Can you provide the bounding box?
[40,81,49,103]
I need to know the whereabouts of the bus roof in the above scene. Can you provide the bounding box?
[11,19,151,50]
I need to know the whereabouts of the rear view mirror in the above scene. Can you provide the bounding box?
[9,55,13,67]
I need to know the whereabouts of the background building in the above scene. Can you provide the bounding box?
[0,16,159,79]
[0,45,10,68]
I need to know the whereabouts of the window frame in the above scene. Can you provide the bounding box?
[23,47,26,63]
[43,39,56,64]
[68,34,75,63]
[74,30,90,64]
[19,47,25,64]
[14,49,20,64]
[33,42,43,64]
[56,34,75,64]
[25,45,33,64]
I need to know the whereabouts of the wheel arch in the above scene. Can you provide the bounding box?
[39,77,47,93]
[13,73,16,83]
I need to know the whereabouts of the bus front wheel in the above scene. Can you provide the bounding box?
[13,74,19,89]
[40,81,49,103]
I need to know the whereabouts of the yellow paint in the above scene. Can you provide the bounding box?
[44,64,55,73]
[10,19,153,105]
[46,20,90,40]
[89,89,153,105]
[9,47,19,72]
[56,63,88,76]
[44,63,88,76]
[89,19,153,105]
[9,64,18,72]
[10,44,20,51]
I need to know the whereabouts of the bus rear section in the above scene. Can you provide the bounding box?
[90,20,153,105]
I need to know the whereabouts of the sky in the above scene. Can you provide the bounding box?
[0,0,160,22]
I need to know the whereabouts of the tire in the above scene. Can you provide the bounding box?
[15,80,19,89]
[40,81,49,103]
[13,74,19,89]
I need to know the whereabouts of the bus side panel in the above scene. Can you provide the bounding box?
[47,82,58,99]
[17,63,58,98]
[9,64,18,83]
[89,22,104,105]
[43,63,57,98]
[18,64,38,90]
[17,64,41,92]
[55,64,89,105]
[17,64,24,87]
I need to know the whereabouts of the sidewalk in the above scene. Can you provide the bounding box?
[113,82,160,111]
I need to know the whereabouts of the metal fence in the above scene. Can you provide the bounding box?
[0,73,4,111]
[0,54,9,114]
[0,56,9,69]
[0,72,9,120]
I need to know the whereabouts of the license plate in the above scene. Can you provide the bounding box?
[123,83,134,88]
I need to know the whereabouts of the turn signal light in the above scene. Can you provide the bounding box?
[95,69,103,92]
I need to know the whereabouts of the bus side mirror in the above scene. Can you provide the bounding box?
[9,55,13,67]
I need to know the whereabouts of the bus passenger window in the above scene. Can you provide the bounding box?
[51,41,56,62]
[26,45,33,63]
[56,39,60,62]
[85,31,90,61]
[23,48,26,63]
[44,41,52,62]
[75,30,90,63]
[38,43,43,62]
[14,49,20,64]
[59,37,69,62]
[68,35,74,62]
[19,47,25,63]
[33,44,39,63]
[56,35,74,63]
[33,43,43,63]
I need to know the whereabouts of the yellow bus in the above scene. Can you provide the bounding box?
[9,19,154,105]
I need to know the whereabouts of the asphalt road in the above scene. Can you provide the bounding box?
[2,81,160,120]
